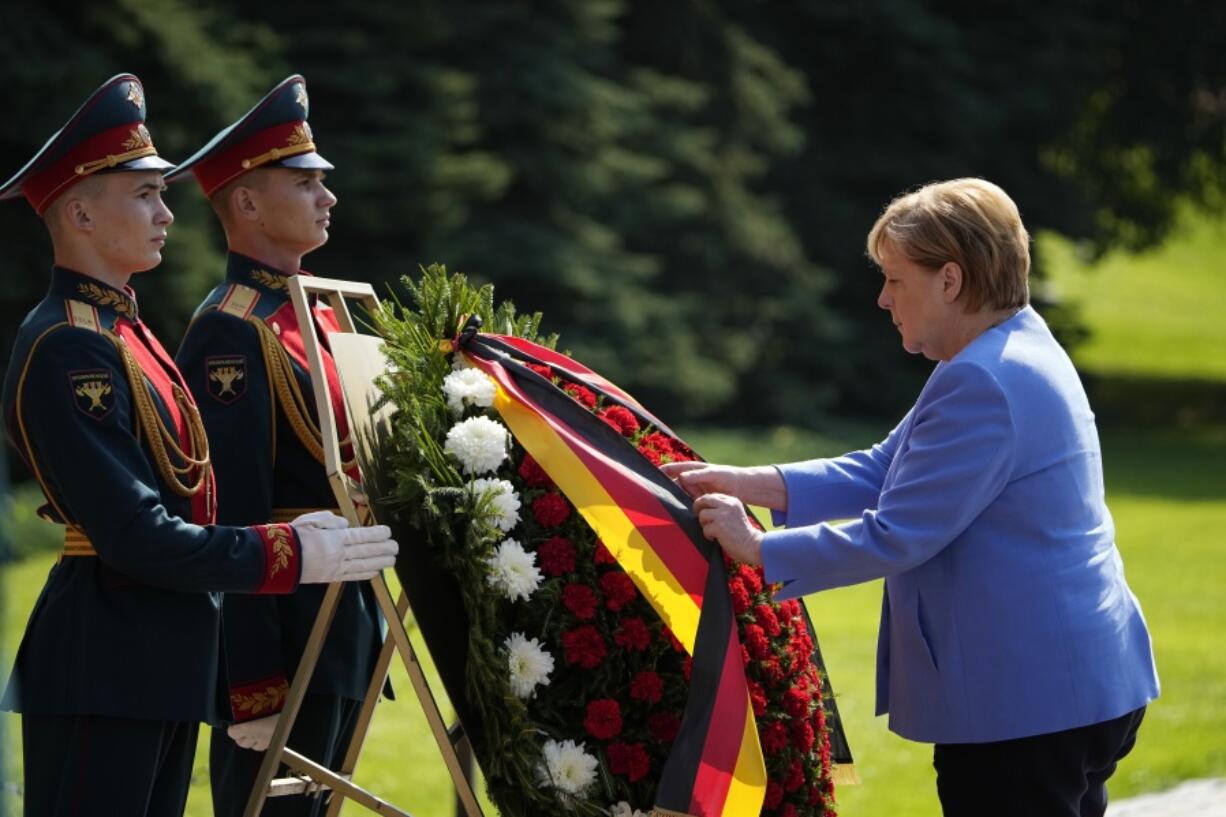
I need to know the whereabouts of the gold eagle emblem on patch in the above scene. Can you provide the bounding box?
[69,370,115,419]
[205,355,247,404]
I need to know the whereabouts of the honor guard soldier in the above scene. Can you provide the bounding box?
[169,76,384,816]
[0,75,398,817]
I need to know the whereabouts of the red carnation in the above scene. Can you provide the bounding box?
[762,720,789,755]
[785,758,806,792]
[538,536,576,576]
[738,564,764,595]
[593,540,617,565]
[615,617,651,652]
[532,492,571,528]
[584,699,622,740]
[748,680,768,717]
[754,604,782,637]
[744,624,770,661]
[740,645,751,667]
[790,630,814,664]
[784,687,811,719]
[780,599,802,619]
[564,383,597,409]
[561,583,598,620]
[648,711,681,743]
[561,626,607,669]
[761,656,786,687]
[639,431,674,458]
[607,741,650,782]
[764,780,784,810]
[527,363,554,381]
[600,571,637,611]
[630,670,664,704]
[517,454,554,488]
[791,718,816,753]
[599,405,640,436]
[729,578,752,615]
[638,444,663,466]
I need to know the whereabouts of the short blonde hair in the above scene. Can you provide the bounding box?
[43,174,108,243]
[867,178,1031,312]
[209,168,270,228]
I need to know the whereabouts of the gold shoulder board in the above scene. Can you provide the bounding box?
[64,300,102,332]
[219,284,261,320]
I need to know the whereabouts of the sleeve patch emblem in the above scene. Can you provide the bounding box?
[69,370,115,419]
[205,355,247,404]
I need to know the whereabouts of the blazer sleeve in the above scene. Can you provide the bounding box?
[762,362,1016,599]
[770,409,911,527]
[20,327,300,594]
[178,310,292,719]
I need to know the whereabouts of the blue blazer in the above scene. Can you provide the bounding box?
[763,306,1158,743]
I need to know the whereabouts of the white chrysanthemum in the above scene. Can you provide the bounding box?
[442,368,496,415]
[445,416,509,475]
[486,539,542,602]
[537,739,598,798]
[504,632,554,699]
[467,477,521,532]
[609,803,648,817]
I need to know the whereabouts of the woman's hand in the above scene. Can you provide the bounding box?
[693,493,763,566]
[660,461,743,498]
[660,461,788,510]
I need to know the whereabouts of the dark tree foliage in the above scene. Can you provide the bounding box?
[0,0,1222,434]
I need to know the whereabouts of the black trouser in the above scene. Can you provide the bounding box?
[209,693,361,817]
[934,706,1146,817]
[22,713,197,817]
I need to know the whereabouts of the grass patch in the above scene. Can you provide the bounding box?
[7,421,1220,816]
[1038,206,1226,382]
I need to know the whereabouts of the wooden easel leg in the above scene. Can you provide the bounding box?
[244,582,344,817]
[242,573,484,817]
[323,588,409,817]
[367,575,484,817]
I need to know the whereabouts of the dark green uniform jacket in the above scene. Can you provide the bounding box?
[1,267,302,724]
[176,252,381,722]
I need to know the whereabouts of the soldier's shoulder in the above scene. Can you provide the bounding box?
[192,282,286,324]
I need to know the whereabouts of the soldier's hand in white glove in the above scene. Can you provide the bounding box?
[227,714,279,752]
[291,513,397,583]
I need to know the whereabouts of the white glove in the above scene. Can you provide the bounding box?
[290,510,350,531]
[227,714,278,752]
[294,516,398,583]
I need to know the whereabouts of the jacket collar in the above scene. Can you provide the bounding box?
[225,251,300,296]
[51,266,139,321]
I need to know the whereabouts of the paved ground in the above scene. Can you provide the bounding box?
[1108,778,1226,816]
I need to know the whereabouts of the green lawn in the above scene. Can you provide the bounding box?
[1037,207,1226,382]
[4,424,1223,816]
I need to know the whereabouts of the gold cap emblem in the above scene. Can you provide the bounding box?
[126,81,144,110]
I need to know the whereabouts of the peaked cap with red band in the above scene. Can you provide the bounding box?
[165,74,333,198]
[0,74,174,215]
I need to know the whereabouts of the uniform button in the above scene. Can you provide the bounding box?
[272,323,281,335]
